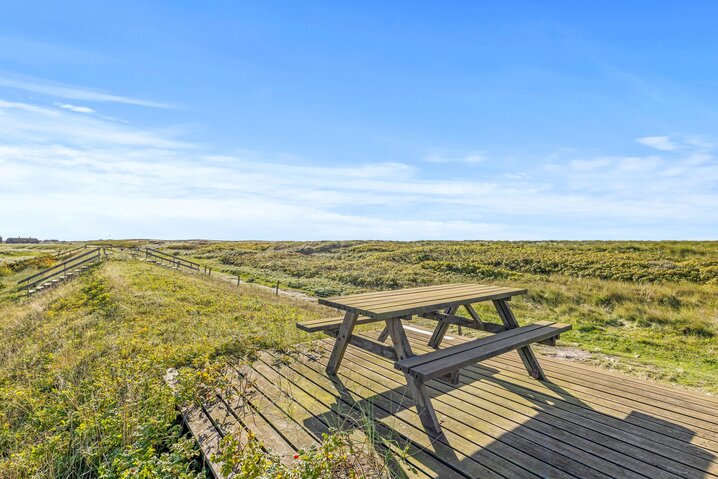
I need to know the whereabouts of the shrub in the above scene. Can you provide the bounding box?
[593,290,629,310]
[682,323,715,338]
[658,294,682,310]
[213,430,393,479]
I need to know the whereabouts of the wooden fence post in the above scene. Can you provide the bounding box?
[275,282,279,295]
[237,274,240,286]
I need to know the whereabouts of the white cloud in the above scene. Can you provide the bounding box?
[0,74,170,108]
[425,152,485,164]
[570,158,612,170]
[0,99,59,115]
[55,103,95,114]
[617,156,662,172]
[684,137,714,150]
[0,99,190,148]
[684,153,712,166]
[0,95,716,240]
[636,136,677,151]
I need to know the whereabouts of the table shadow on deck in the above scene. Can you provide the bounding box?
[177,326,718,479]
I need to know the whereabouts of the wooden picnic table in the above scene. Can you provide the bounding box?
[299,283,570,435]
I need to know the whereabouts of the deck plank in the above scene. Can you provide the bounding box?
[295,343,613,479]
[177,327,718,479]
[325,339,697,479]
[214,378,298,462]
[258,352,531,478]
[249,355,438,478]
[341,335,716,479]
[390,337,718,470]
[490,354,718,428]
[486,353,718,436]
[184,403,225,478]
[422,326,718,408]
[405,331,718,459]
[405,330,718,443]
[225,366,320,455]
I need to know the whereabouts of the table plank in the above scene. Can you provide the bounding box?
[322,284,500,308]
[356,286,513,312]
[319,284,526,320]
[320,283,467,303]
[337,285,504,309]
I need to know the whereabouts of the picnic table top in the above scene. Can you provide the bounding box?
[318,283,526,320]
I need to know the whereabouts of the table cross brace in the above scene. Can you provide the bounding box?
[427,305,458,349]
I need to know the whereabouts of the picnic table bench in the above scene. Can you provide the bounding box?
[297,283,571,435]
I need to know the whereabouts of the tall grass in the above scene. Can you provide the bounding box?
[2,240,717,477]
[0,259,328,478]
[174,240,718,393]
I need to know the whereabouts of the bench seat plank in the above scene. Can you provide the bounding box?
[397,322,571,381]
[398,321,553,371]
[296,315,382,333]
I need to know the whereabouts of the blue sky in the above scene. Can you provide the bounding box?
[1,1,717,240]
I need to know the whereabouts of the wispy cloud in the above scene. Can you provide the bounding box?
[0,74,171,108]
[617,156,662,172]
[0,100,189,148]
[0,97,716,240]
[54,102,95,114]
[424,152,486,164]
[570,158,612,170]
[636,136,677,151]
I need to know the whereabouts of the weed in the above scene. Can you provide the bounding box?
[0,260,329,478]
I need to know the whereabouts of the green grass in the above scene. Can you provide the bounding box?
[0,243,86,302]
[170,240,718,393]
[2,240,717,477]
[0,259,328,478]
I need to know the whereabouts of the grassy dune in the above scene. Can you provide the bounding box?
[0,259,327,478]
[0,244,61,302]
[2,240,716,477]
[174,240,718,393]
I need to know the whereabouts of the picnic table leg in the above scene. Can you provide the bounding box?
[428,305,457,349]
[325,311,358,376]
[409,375,443,435]
[377,326,390,342]
[385,318,443,435]
[384,317,414,361]
[493,299,546,380]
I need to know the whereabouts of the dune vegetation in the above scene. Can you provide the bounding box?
[1,240,716,478]
[0,258,331,478]
[174,240,718,393]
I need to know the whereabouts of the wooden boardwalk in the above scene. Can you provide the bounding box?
[180,326,718,478]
